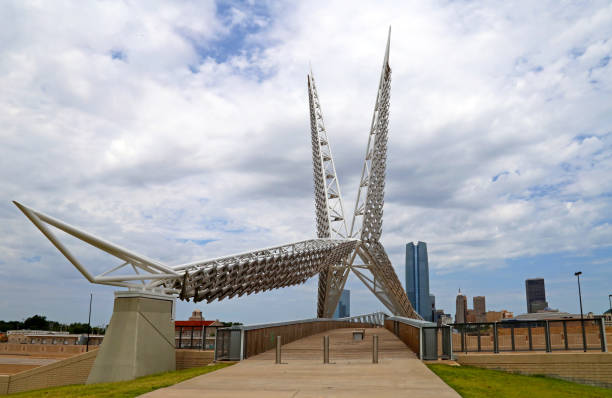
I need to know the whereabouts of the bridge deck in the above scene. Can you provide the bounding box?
[141,327,459,397]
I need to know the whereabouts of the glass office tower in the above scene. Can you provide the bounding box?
[405,242,435,321]
[525,278,548,313]
[332,289,350,318]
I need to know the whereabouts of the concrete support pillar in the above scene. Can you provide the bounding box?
[87,291,176,384]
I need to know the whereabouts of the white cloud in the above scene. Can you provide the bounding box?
[0,0,611,323]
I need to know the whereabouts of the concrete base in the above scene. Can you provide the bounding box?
[87,291,176,384]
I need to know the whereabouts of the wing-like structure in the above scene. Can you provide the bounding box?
[308,71,352,317]
[349,31,391,242]
[168,238,357,303]
[311,28,419,318]
[14,201,358,302]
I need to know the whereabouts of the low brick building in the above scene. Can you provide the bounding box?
[175,310,223,350]
[7,330,104,346]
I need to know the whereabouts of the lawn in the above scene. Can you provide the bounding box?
[7,363,234,398]
[427,364,612,398]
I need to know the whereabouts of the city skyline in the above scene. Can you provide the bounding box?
[1,1,611,326]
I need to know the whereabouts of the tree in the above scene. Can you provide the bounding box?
[24,315,49,330]
[68,322,91,334]
[222,321,243,327]
[0,320,25,332]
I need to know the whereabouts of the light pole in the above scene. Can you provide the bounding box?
[574,272,586,352]
[86,293,92,352]
[608,294,611,315]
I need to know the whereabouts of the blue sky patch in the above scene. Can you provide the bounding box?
[22,255,41,263]
[492,171,509,182]
[569,47,585,59]
[181,1,275,80]
[110,49,126,61]
[176,238,217,246]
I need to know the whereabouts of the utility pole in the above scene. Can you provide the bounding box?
[574,272,586,352]
[86,293,92,352]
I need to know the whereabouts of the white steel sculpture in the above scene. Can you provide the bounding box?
[14,28,419,319]
[310,28,420,319]
[13,201,357,302]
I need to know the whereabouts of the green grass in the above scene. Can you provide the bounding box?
[427,364,612,398]
[7,363,234,398]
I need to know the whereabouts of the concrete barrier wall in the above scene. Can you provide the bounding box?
[0,343,97,357]
[176,349,215,370]
[456,352,612,388]
[244,321,370,359]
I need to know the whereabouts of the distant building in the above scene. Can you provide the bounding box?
[509,312,599,321]
[525,278,548,313]
[474,296,486,322]
[406,242,435,321]
[175,309,224,350]
[455,289,467,323]
[6,330,103,346]
[484,310,514,322]
[438,313,453,325]
[333,289,350,318]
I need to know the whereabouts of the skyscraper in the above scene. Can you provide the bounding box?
[333,289,350,318]
[473,296,486,323]
[456,289,467,323]
[405,242,435,321]
[525,278,548,313]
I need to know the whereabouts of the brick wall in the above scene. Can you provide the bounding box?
[456,352,612,388]
[176,350,214,369]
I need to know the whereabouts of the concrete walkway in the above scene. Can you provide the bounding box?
[141,327,459,397]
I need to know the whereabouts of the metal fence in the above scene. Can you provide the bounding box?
[175,326,216,350]
[452,318,608,353]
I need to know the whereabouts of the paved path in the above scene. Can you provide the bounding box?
[141,327,459,398]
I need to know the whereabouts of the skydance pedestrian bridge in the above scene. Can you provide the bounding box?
[14,28,426,384]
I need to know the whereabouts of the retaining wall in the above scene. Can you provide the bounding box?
[0,349,98,395]
[456,352,612,388]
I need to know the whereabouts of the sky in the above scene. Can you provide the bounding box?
[0,1,611,328]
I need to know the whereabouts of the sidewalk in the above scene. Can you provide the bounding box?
[140,327,459,397]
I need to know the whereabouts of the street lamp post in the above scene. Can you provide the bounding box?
[608,294,612,315]
[574,272,586,352]
[86,293,92,352]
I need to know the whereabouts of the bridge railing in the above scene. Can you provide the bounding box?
[215,312,387,361]
[385,316,453,360]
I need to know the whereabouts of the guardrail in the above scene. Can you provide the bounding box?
[215,312,387,361]
[385,316,453,360]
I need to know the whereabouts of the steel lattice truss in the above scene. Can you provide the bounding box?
[14,201,358,302]
[309,28,420,319]
[14,28,419,319]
